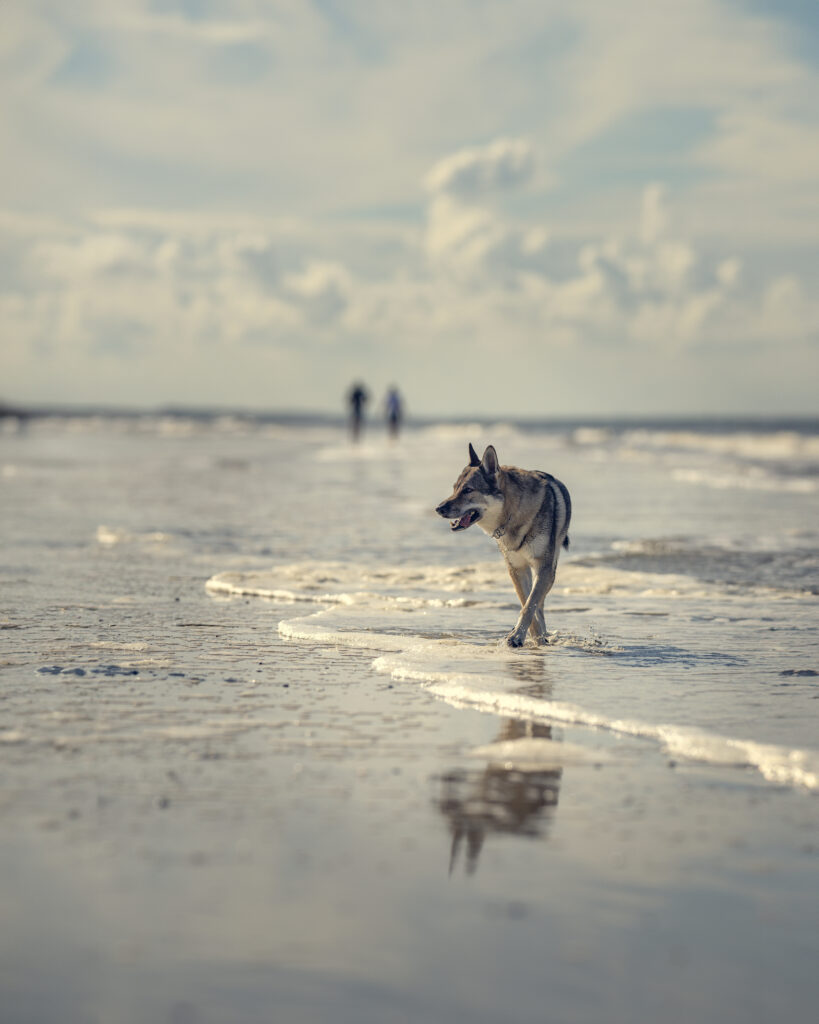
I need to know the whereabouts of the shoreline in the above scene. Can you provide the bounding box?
[2,416,817,1023]
[3,402,819,435]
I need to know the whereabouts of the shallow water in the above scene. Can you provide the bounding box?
[1,415,818,1023]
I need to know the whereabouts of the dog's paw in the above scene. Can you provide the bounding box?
[505,632,525,648]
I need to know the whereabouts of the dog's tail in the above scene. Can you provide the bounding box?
[562,535,570,549]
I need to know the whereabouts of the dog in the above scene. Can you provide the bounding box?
[435,443,571,647]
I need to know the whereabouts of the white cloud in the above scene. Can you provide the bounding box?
[1,1,818,413]
[2,165,817,413]
[117,8,275,47]
[715,258,741,289]
[282,261,354,327]
[29,233,148,280]
[423,137,550,281]
[424,137,536,198]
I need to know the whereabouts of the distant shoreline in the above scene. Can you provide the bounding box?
[1,402,817,435]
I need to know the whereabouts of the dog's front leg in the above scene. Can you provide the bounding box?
[506,561,556,647]
[505,560,531,609]
[531,605,548,644]
[505,562,545,642]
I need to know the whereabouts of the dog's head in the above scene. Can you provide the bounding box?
[435,443,503,532]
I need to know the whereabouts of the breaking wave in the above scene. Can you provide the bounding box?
[207,560,819,792]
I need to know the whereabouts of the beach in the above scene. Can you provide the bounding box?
[1,414,818,1024]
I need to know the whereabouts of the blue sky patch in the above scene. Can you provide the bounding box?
[50,35,115,89]
[560,106,718,188]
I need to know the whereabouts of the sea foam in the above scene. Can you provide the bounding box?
[206,560,819,793]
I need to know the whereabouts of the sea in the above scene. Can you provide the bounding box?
[1,411,818,1024]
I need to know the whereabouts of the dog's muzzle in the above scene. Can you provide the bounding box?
[436,503,481,531]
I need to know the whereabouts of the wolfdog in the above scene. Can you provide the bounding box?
[435,444,571,647]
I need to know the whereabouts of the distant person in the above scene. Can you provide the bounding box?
[385,386,403,439]
[348,381,369,441]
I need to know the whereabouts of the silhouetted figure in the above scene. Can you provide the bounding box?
[385,386,403,439]
[348,381,369,441]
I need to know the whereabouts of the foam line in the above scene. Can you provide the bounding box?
[277,614,819,792]
[374,657,819,791]
[205,562,819,793]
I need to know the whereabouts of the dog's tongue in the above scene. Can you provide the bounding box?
[453,511,476,531]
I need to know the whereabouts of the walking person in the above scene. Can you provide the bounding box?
[385,386,403,439]
[347,381,369,441]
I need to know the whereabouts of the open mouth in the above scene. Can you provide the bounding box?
[451,509,481,531]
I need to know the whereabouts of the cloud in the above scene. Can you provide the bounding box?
[2,162,816,409]
[1,2,818,413]
[282,261,353,326]
[29,232,149,280]
[121,9,274,48]
[422,137,550,281]
[417,156,817,357]
[6,219,307,370]
[424,137,535,198]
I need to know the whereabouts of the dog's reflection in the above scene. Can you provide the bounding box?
[437,718,562,876]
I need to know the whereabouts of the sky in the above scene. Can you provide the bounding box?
[1,0,818,418]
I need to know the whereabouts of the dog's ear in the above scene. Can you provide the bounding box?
[468,442,481,467]
[481,445,499,475]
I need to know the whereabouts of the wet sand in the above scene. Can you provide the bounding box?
[2,417,818,1023]
[2,589,818,1024]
